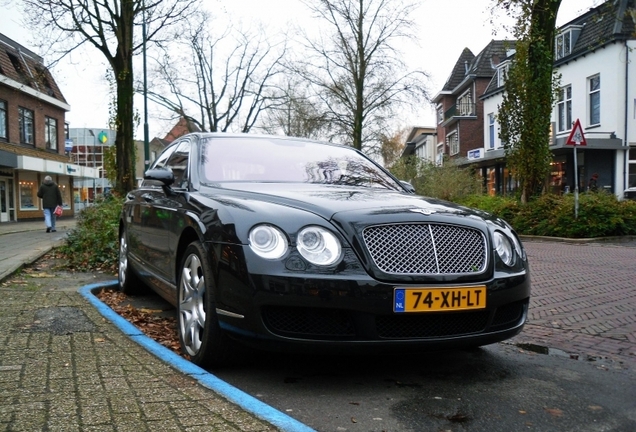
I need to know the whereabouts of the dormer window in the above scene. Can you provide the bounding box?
[555,26,583,60]
[497,61,510,88]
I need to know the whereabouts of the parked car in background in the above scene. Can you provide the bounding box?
[118,133,530,368]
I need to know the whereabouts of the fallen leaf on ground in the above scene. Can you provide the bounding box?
[96,288,181,355]
[545,408,563,417]
[27,273,56,278]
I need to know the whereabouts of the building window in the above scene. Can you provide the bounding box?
[557,85,572,132]
[457,91,474,116]
[447,131,459,156]
[497,62,510,87]
[0,100,7,139]
[488,113,495,149]
[19,107,34,144]
[45,117,58,150]
[436,106,443,124]
[588,75,600,126]
[556,31,571,59]
[555,27,582,60]
[629,147,636,188]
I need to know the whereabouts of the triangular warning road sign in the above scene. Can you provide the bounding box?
[566,119,587,146]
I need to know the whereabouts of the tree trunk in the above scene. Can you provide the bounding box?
[523,0,561,201]
[113,1,136,195]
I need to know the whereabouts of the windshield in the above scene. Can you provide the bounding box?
[199,136,401,191]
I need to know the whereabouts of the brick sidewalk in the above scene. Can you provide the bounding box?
[509,240,636,366]
[0,288,281,431]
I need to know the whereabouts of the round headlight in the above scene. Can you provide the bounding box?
[511,233,525,260]
[297,226,342,266]
[494,231,514,266]
[249,225,288,259]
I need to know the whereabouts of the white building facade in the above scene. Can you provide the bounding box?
[479,0,635,198]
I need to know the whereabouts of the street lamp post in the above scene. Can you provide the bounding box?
[143,1,150,173]
[88,129,96,202]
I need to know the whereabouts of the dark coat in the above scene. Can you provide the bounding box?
[37,179,63,209]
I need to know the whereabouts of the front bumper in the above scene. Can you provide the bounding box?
[215,265,530,353]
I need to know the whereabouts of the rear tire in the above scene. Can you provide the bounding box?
[177,241,233,368]
[118,230,144,295]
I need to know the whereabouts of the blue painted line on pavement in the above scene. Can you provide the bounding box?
[78,282,316,432]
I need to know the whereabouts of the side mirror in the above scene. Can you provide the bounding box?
[400,180,416,194]
[144,168,175,187]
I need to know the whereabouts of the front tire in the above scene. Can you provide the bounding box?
[118,230,144,294]
[177,241,233,368]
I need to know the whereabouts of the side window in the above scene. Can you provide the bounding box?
[152,144,178,170]
[165,140,191,189]
[142,143,178,187]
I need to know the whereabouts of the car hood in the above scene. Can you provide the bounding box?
[197,183,504,284]
[205,182,495,226]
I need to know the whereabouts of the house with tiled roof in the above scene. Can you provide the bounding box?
[0,33,95,223]
[401,126,436,164]
[431,40,516,167]
[479,0,635,198]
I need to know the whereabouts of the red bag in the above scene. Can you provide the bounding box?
[54,205,63,217]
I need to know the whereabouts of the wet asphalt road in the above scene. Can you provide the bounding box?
[213,343,636,432]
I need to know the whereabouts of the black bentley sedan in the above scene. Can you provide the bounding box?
[119,133,530,367]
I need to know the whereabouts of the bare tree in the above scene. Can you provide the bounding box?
[293,0,429,153]
[257,77,330,139]
[147,15,287,133]
[20,0,199,194]
[379,126,408,168]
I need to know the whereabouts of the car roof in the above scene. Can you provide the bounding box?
[187,132,352,149]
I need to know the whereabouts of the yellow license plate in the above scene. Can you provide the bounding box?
[394,286,486,313]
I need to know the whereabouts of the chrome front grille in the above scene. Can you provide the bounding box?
[362,223,487,275]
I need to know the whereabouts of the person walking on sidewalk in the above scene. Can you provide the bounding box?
[37,176,63,233]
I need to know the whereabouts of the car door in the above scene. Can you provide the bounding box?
[141,138,192,285]
[127,142,178,278]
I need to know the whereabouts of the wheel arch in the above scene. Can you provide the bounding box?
[175,226,204,283]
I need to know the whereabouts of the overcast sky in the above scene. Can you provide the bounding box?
[1,0,601,140]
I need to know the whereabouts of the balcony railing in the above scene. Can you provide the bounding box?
[444,102,476,121]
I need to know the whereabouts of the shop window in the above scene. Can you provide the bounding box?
[549,159,567,194]
[502,167,516,196]
[19,176,38,210]
[59,181,71,208]
[486,167,497,196]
